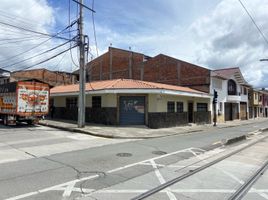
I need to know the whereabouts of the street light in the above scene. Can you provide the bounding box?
[260,59,268,61]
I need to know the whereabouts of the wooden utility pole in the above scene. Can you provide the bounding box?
[78,0,85,128]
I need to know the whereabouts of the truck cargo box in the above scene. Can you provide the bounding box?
[0,80,49,125]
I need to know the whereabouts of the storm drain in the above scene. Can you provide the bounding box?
[116,153,132,157]
[152,151,167,155]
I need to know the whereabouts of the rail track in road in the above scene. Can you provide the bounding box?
[228,160,268,200]
[132,134,268,200]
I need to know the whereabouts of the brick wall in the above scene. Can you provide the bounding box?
[87,47,144,81]
[85,47,210,93]
[11,69,76,86]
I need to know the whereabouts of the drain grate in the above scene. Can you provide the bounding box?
[116,153,132,157]
[152,151,167,155]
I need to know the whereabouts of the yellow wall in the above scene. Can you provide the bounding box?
[53,96,66,107]
[53,93,210,112]
[86,94,117,107]
[148,94,211,112]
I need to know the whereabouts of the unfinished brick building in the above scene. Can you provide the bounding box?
[77,47,210,93]
[11,68,77,86]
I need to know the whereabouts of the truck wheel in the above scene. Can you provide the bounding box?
[3,116,8,126]
[27,120,33,125]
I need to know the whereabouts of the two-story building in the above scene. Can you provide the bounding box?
[262,89,268,118]
[210,67,251,122]
[0,68,10,84]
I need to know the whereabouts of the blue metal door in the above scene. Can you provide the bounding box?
[119,96,145,125]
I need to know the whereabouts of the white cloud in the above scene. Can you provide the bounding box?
[0,0,77,72]
[190,0,268,87]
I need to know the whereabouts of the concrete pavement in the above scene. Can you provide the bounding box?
[39,118,268,139]
[2,119,268,200]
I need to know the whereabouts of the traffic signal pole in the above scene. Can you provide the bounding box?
[213,89,218,126]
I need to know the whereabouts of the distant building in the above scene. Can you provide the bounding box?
[0,68,77,86]
[210,67,251,122]
[0,68,11,84]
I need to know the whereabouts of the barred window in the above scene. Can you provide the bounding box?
[176,102,183,113]
[167,101,175,113]
[66,97,77,108]
[92,96,101,108]
[197,103,208,112]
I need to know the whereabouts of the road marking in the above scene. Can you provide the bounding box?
[62,182,76,197]
[6,147,193,200]
[150,160,177,200]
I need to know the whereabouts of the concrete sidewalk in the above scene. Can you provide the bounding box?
[38,118,268,139]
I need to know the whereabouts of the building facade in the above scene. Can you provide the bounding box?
[10,69,77,86]
[0,68,10,85]
[210,68,251,122]
[76,47,210,93]
[50,79,211,128]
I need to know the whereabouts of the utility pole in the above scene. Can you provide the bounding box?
[78,0,85,128]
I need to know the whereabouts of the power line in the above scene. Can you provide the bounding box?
[0,20,71,41]
[2,39,75,69]
[69,0,79,70]
[0,36,46,46]
[0,23,78,65]
[238,0,268,46]
[91,0,99,57]
[14,44,78,72]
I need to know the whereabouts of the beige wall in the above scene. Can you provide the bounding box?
[53,96,66,107]
[148,94,210,112]
[86,94,117,107]
[53,93,210,112]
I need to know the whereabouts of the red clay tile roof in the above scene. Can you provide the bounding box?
[51,79,206,94]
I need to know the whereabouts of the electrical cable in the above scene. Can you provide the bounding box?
[0,20,71,41]
[238,0,268,46]
[2,39,75,69]
[91,0,99,57]
[14,44,78,72]
[69,0,79,70]
[0,23,78,65]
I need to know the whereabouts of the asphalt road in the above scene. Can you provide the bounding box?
[0,119,268,200]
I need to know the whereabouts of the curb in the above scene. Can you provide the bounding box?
[38,120,268,140]
[38,121,206,139]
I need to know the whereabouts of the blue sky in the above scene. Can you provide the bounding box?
[0,0,268,87]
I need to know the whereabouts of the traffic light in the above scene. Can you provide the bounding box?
[213,90,218,103]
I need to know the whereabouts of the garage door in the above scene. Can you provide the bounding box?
[240,103,247,120]
[119,96,145,125]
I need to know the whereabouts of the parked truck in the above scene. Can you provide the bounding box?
[0,80,49,125]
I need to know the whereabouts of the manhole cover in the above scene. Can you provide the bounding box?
[152,151,167,155]
[116,153,132,157]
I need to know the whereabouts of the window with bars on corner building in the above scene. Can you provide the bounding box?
[176,102,183,113]
[167,101,175,113]
[66,97,77,108]
[92,96,102,108]
[197,103,208,112]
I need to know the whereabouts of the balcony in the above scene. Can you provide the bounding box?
[227,95,241,102]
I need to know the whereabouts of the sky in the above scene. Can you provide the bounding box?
[0,0,268,88]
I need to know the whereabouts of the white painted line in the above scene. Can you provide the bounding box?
[6,147,193,200]
[5,192,39,200]
[171,189,236,193]
[108,148,191,173]
[150,160,177,200]
[257,192,268,200]
[138,162,165,167]
[62,182,76,197]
